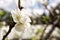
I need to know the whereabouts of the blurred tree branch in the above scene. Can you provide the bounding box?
[18,0,23,10]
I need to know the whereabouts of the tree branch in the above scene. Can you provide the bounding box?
[44,25,55,40]
[2,27,13,40]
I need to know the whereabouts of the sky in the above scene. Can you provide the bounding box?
[0,0,60,12]
[0,0,17,11]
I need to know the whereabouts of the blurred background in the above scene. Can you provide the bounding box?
[0,0,60,40]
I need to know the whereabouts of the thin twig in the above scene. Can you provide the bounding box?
[18,0,20,9]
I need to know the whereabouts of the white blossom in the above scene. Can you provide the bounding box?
[15,23,30,31]
[11,9,31,23]
[9,8,32,39]
[11,8,31,31]
[55,9,60,14]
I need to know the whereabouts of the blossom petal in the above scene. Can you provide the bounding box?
[15,23,30,32]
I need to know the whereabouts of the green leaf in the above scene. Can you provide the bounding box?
[0,10,6,17]
[41,16,51,24]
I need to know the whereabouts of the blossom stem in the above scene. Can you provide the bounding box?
[18,0,20,9]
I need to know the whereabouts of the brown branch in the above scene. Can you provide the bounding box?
[2,14,16,40]
[18,0,23,10]
[44,19,58,40]
[44,25,55,40]
[2,27,13,40]
[18,0,20,9]
[2,21,16,40]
